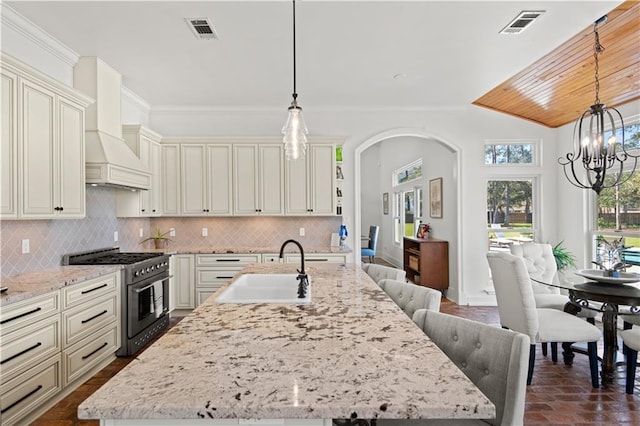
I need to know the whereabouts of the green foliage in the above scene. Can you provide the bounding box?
[552,241,575,270]
[140,227,173,245]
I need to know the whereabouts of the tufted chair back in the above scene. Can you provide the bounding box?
[486,252,540,343]
[510,243,560,295]
[379,279,441,318]
[362,263,406,284]
[413,309,530,426]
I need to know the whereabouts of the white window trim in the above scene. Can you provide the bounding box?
[484,139,540,167]
[486,176,540,240]
[393,158,423,187]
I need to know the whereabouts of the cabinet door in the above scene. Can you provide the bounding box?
[233,145,259,215]
[149,141,162,215]
[57,98,85,218]
[207,144,232,215]
[1,71,17,218]
[181,144,207,215]
[138,136,152,215]
[170,255,195,310]
[20,80,56,218]
[308,144,335,215]
[259,144,284,215]
[161,144,181,215]
[284,157,309,215]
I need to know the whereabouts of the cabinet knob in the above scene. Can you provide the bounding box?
[141,209,146,212]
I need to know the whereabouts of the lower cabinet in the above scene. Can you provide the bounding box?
[170,254,195,310]
[0,271,121,426]
[195,254,261,306]
[283,253,348,265]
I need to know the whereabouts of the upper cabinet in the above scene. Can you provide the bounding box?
[233,144,283,215]
[116,125,163,217]
[181,144,232,216]
[161,143,181,216]
[1,53,93,220]
[285,144,336,216]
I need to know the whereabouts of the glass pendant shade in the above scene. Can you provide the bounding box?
[282,101,308,160]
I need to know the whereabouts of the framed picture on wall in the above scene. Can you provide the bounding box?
[382,192,389,215]
[429,178,443,218]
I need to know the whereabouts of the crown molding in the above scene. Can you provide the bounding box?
[1,4,78,67]
[151,104,469,114]
[122,85,151,114]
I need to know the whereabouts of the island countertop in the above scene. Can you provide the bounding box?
[78,263,494,422]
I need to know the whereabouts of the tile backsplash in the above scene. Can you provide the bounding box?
[1,187,342,277]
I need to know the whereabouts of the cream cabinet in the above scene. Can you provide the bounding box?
[195,254,261,306]
[170,254,195,310]
[0,54,91,220]
[161,143,181,216]
[116,125,163,217]
[284,253,348,265]
[285,144,336,216]
[0,271,120,426]
[181,144,232,216]
[233,144,284,215]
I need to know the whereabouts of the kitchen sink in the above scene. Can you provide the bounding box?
[215,273,311,304]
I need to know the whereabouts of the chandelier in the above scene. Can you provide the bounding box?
[281,0,308,160]
[558,15,638,195]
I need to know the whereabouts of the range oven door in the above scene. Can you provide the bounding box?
[128,272,169,338]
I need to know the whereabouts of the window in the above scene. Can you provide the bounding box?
[393,187,423,243]
[393,159,422,186]
[487,179,535,251]
[484,141,535,165]
[593,120,640,271]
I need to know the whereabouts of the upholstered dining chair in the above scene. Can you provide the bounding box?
[378,279,441,317]
[362,263,406,284]
[486,251,601,387]
[620,327,640,394]
[378,309,530,426]
[361,225,379,263]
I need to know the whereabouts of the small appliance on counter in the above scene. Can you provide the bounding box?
[63,247,170,356]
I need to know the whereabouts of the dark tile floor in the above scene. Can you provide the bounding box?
[31,260,640,425]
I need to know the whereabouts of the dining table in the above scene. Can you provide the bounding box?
[530,270,640,387]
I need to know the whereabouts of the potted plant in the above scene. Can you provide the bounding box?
[140,227,173,249]
[552,240,575,270]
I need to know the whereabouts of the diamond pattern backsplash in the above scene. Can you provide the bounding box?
[1,187,342,277]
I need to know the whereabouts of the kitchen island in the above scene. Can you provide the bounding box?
[78,263,494,424]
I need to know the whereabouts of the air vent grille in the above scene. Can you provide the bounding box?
[500,10,545,34]
[185,17,219,40]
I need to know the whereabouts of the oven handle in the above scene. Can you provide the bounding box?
[135,282,159,294]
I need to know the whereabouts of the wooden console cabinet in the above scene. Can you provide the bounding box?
[403,237,449,290]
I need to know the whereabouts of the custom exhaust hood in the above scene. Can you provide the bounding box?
[74,57,150,190]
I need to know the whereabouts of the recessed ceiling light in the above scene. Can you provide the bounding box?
[500,11,545,34]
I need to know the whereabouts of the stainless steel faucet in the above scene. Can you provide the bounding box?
[279,239,309,298]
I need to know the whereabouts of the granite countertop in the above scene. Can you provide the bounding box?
[145,245,352,255]
[0,265,123,306]
[78,263,494,422]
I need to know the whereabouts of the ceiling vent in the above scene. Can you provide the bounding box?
[185,17,219,40]
[500,10,545,34]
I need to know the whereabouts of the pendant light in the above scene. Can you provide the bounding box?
[558,15,638,195]
[282,0,308,160]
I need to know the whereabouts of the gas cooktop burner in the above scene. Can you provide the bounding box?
[62,247,164,266]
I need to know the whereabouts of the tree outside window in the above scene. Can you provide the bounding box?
[487,179,535,251]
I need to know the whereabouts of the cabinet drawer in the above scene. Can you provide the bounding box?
[0,353,62,426]
[0,315,60,382]
[196,254,260,267]
[196,289,216,306]
[285,254,347,264]
[196,269,240,287]
[63,272,118,309]
[63,323,118,386]
[262,254,283,263]
[0,291,60,336]
[62,294,118,348]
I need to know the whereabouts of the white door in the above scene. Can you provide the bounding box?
[259,144,284,215]
[149,141,162,216]
[207,144,232,215]
[308,144,335,215]
[1,71,17,218]
[161,144,181,215]
[57,98,85,218]
[284,157,309,215]
[233,144,259,215]
[181,144,207,215]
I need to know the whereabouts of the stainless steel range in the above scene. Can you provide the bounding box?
[63,247,170,356]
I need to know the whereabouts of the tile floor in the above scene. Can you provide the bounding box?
[31,261,640,425]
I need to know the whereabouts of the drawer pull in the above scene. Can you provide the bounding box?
[307,258,329,262]
[0,307,42,325]
[82,342,108,360]
[81,310,108,324]
[1,342,43,365]
[81,283,108,294]
[215,259,241,262]
[1,384,43,414]
[216,276,234,279]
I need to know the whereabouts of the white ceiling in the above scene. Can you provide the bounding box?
[5,1,620,112]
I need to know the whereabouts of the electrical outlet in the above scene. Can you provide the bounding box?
[139,228,144,237]
[299,227,305,236]
[113,231,119,242]
[169,228,176,237]
[202,228,208,237]
[21,239,30,254]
